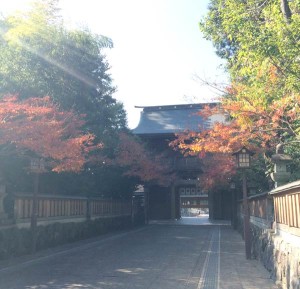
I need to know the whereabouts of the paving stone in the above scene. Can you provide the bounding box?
[0,217,277,289]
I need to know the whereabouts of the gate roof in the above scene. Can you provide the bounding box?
[132,103,218,135]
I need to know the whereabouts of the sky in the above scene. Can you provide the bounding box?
[1,0,228,128]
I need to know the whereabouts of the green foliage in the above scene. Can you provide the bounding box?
[0,0,144,197]
[0,0,126,141]
[40,166,136,199]
[200,0,300,97]
[199,0,300,182]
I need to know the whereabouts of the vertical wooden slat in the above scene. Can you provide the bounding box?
[70,200,74,216]
[297,193,300,228]
[281,196,284,224]
[289,195,293,227]
[276,197,280,223]
[287,195,291,225]
[295,193,300,228]
[92,200,95,216]
[53,199,56,217]
[37,199,41,217]
[24,199,27,218]
[290,194,295,227]
[281,196,285,224]
[285,196,288,225]
[282,196,286,224]
[277,197,281,224]
[292,194,297,227]
[279,196,283,224]
[273,197,276,222]
[290,194,294,227]
[28,199,31,218]
[58,200,61,216]
[296,193,299,228]
[273,197,277,223]
[287,195,291,227]
[62,200,65,216]
[66,200,70,216]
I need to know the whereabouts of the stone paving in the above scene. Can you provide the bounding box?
[0,217,277,289]
[151,217,277,289]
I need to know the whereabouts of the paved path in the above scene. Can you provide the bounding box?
[0,218,277,289]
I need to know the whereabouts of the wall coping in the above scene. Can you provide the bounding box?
[13,193,129,202]
[13,193,87,200]
[237,191,269,202]
[269,179,300,195]
[250,215,272,229]
[248,192,269,200]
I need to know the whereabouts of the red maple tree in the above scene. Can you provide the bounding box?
[0,95,101,172]
[171,92,300,189]
[114,132,175,185]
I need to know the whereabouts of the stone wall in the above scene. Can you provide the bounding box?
[237,181,300,289]
[272,226,300,289]
[250,221,300,289]
[0,216,132,260]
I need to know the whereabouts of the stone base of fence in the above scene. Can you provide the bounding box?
[250,222,300,289]
[236,182,300,289]
[0,215,132,261]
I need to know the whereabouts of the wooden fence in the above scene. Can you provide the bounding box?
[270,181,300,229]
[12,194,132,224]
[237,192,274,230]
[236,180,300,232]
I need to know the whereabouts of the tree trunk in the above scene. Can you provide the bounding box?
[280,0,292,22]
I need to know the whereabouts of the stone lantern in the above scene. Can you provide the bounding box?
[271,153,292,187]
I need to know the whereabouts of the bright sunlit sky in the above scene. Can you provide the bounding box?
[1,0,228,128]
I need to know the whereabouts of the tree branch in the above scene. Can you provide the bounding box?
[280,0,292,23]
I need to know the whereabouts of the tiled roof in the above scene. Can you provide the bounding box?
[132,103,216,135]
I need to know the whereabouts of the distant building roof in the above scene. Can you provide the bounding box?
[132,103,217,135]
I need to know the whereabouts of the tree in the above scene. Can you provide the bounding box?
[0,95,100,172]
[200,0,300,104]
[0,0,126,142]
[0,1,174,196]
[172,92,300,187]
[0,1,136,196]
[171,0,300,188]
[0,93,102,251]
[114,133,175,186]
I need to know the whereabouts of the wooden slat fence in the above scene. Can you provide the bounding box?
[237,192,274,229]
[90,199,131,217]
[14,195,87,219]
[248,193,272,219]
[236,181,300,231]
[13,194,132,222]
[272,190,300,229]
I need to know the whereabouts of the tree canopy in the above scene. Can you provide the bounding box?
[0,95,100,172]
[200,0,300,152]
[0,0,173,196]
[173,0,300,189]
[0,0,125,143]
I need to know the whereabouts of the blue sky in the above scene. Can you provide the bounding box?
[1,0,228,128]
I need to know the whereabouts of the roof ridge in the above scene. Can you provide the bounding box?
[135,103,218,111]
